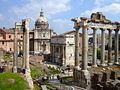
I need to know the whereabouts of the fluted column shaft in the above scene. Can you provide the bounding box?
[114,30,119,64]
[13,28,18,73]
[108,29,113,65]
[75,27,80,69]
[92,28,97,67]
[101,29,106,66]
[82,26,88,70]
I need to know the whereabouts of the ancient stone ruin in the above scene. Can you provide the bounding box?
[72,12,120,89]
[13,19,34,89]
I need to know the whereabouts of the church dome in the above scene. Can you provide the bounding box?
[35,9,49,29]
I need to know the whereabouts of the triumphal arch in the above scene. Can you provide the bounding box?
[72,12,120,89]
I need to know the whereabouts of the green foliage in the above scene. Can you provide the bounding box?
[61,76,73,84]
[0,73,29,90]
[97,49,108,60]
[34,84,42,90]
[31,67,47,79]
[61,76,73,80]
[48,66,61,75]
[3,52,13,61]
[97,49,102,59]
[3,56,12,61]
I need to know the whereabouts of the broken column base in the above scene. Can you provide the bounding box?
[24,69,34,90]
[74,69,91,89]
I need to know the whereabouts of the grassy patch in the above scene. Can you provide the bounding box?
[31,67,47,79]
[61,76,73,84]
[34,84,42,90]
[48,66,61,75]
[0,73,29,90]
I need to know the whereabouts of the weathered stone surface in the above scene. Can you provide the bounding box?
[101,72,107,83]
[74,70,91,89]
[110,71,116,80]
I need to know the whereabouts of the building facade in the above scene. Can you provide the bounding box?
[50,30,82,66]
[0,28,23,52]
[33,9,56,54]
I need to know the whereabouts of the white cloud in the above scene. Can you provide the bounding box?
[81,2,120,17]
[12,0,71,20]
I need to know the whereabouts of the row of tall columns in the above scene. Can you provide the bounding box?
[74,25,89,70]
[74,26,120,70]
[92,28,119,67]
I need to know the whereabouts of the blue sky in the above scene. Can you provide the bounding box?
[0,0,120,34]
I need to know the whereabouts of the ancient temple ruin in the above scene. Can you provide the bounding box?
[13,19,33,89]
[72,12,120,89]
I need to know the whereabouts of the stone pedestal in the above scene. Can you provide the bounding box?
[25,69,34,90]
[74,69,91,89]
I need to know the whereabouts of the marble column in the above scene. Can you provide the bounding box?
[108,29,113,65]
[75,27,80,69]
[22,19,31,71]
[101,28,106,66]
[92,28,97,67]
[82,26,88,70]
[114,30,119,64]
[62,45,65,66]
[22,23,26,68]
[13,28,18,73]
[22,19,34,90]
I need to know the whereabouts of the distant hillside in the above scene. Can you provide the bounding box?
[0,73,29,90]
